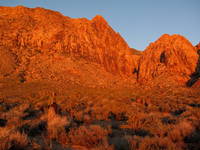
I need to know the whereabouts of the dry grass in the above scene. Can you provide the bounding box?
[69,125,109,148]
[0,127,28,150]
[139,137,179,150]
[0,79,199,150]
[41,106,69,140]
[168,121,194,143]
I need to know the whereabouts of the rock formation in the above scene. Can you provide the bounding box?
[138,34,199,83]
[0,6,199,87]
[0,6,139,83]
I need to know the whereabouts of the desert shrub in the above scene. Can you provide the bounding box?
[47,107,68,139]
[89,99,133,121]
[69,125,109,148]
[129,113,151,129]
[168,121,194,143]
[107,111,128,122]
[22,108,43,120]
[122,112,162,131]
[41,106,69,140]
[0,127,28,150]
[139,137,179,150]
[128,136,141,150]
[19,121,47,137]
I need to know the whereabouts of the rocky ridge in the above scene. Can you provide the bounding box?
[0,6,199,87]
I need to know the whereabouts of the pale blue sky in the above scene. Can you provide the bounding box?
[0,0,199,50]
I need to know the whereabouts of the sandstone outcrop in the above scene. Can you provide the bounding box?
[138,34,199,83]
[0,6,199,87]
[0,6,139,83]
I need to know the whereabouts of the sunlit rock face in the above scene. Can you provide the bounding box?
[0,6,140,82]
[138,34,199,83]
[0,6,199,87]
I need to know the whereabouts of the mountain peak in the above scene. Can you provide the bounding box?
[157,34,191,43]
[159,33,170,39]
[92,15,108,24]
[15,5,26,9]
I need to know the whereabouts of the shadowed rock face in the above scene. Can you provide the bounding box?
[0,6,199,86]
[196,42,200,50]
[187,49,200,87]
[138,34,199,83]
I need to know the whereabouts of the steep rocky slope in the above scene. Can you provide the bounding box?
[0,6,199,87]
[0,6,139,85]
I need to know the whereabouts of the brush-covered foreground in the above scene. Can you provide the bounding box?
[0,78,199,150]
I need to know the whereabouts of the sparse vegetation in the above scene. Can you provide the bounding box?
[0,80,199,150]
[0,127,28,150]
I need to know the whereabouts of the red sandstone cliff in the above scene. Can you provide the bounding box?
[0,6,199,87]
[0,6,139,83]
